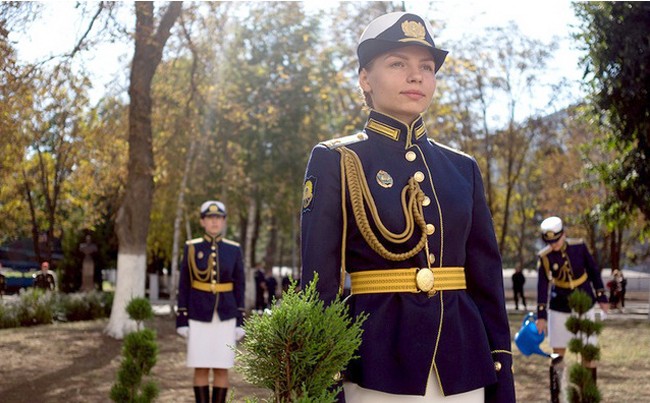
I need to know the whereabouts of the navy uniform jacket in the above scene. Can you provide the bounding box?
[536,238,607,320]
[301,110,515,402]
[176,234,245,328]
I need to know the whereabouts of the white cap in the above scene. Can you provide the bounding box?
[540,216,563,243]
[356,11,448,72]
[200,200,226,218]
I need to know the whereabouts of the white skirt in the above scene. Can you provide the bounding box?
[187,311,236,369]
[548,308,597,349]
[343,370,484,403]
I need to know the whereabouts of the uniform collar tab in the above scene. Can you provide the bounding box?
[364,110,427,144]
[203,234,222,244]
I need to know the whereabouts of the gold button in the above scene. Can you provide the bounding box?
[405,151,416,162]
[426,224,435,235]
[429,253,436,264]
[211,252,217,257]
[494,361,502,372]
[414,171,425,182]
[422,196,431,206]
[213,271,217,276]
[211,280,217,284]
[211,246,216,250]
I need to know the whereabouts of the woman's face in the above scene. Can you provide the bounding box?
[359,45,437,124]
[201,215,226,237]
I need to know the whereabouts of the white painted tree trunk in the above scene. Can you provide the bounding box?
[104,252,146,339]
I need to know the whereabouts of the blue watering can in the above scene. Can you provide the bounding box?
[514,312,550,357]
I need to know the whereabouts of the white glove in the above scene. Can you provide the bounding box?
[235,327,246,341]
[177,326,189,338]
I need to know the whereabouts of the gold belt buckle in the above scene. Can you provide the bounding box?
[416,268,435,292]
[210,283,217,293]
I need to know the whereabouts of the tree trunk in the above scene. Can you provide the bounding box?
[105,1,182,339]
[243,195,257,310]
[169,137,196,311]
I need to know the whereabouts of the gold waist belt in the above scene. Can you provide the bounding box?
[553,272,587,289]
[192,281,233,294]
[350,267,466,295]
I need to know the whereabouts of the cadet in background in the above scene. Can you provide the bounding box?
[176,201,246,403]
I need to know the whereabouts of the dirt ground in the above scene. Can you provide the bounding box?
[1,295,649,403]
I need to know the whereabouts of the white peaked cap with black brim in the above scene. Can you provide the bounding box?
[357,12,448,73]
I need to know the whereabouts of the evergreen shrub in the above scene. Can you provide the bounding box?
[236,274,367,403]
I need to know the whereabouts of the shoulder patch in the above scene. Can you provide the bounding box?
[566,238,585,245]
[302,176,316,212]
[320,132,368,150]
[538,245,552,257]
[222,238,240,247]
[186,237,203,245]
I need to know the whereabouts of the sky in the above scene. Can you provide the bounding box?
[12,1,586,121]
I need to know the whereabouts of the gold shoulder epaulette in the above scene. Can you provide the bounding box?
[320,132,368,150]
[186,237,203,245]
[222,238,240,247]
[566,238,584,245]
[538,245,552,257]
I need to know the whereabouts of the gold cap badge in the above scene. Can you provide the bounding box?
[400,20,429,46]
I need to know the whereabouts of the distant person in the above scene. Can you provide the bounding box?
[535,216,609,399]
[175,200,246,403]
[608,269,625,312]
[0,262,6,298]
[265,271,277,307]
[281,274,291,296]
[253,266,267,311]
[619,271,627,309]
[511,266,527,310]
[33,261,56,291]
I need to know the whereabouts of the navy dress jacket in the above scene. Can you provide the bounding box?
[536,238,608,319]
[176,234,245,328]
[301,110,515,402]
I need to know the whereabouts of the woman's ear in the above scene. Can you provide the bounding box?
[359,68,372,93]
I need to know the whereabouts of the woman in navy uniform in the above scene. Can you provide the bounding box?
[176,200,246,403]
[535,216,608,382]
[300,11,515,403]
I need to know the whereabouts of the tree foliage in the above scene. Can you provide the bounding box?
[574,2,650,233]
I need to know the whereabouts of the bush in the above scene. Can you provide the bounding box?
[110,298,159,403]
[236,275,367,403]
[565,290,603,403]
[16,289,55,326]
[0,289,113,329]
[61,291,111,321]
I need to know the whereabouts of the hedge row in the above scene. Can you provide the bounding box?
[0,289,113,329]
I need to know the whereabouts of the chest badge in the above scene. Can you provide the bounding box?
[376,170,393,188]
[197,251,204,260]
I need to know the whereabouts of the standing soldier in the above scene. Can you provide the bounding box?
[176,200,246,403]
[301,11,515,402]
[535,216,609,401]
[33,261,56,291]
[512,266,527,310]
